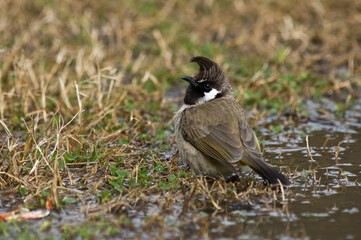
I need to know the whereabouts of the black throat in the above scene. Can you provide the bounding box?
[183,84,204,105]
[183,84,223,105]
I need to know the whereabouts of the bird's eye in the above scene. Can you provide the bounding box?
[203,83,211,90]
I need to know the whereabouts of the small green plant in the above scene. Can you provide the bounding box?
[108,166,129,192]
[138,167,154,187]
[18,186,27,196]
[98,190,111,203]
[158,174,179,191]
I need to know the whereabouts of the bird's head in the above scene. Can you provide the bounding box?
[182,56,233,105]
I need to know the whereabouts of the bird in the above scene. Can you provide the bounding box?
[174,56,290,185]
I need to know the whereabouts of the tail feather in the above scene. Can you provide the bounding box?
[244,154,290,185]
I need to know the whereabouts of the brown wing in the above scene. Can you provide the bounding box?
[181,98,290,185]
[238,118,290,184]
[181,98,250,173]
[239,119,262,160]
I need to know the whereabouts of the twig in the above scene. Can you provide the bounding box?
[306,135,314,162]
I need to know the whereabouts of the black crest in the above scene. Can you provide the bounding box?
[190,56,226,82]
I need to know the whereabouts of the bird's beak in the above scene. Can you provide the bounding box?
[181,76,198,87]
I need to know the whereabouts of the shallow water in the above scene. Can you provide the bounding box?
[218,103,361,239]
[222,126,361,239]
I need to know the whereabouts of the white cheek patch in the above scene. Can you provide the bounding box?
[200,88,220,103]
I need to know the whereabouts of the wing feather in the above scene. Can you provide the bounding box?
[181,99,247,173]
[180,98,290,185]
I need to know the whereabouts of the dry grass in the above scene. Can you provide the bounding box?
[0,0,360,238]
